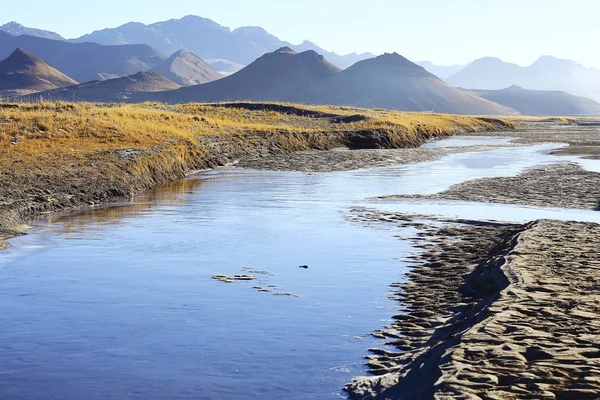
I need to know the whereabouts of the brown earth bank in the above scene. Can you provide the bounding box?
[346,210,600,400]
[0,102,512,248]
[237,121,600,173]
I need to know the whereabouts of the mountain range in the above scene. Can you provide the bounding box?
[72,15,374,69]
[0,30,165,82]
[3,17,600,104]
[288,53,513,115]
[447,56,600,101]
[2,18,600,116]
[474,85,600,116]
[6,45,600,115]
[148,47,341,103]
[0,21,64,40]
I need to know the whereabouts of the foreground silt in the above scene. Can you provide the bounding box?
[346,211,600,399]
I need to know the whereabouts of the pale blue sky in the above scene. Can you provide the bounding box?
[2,0,598,67]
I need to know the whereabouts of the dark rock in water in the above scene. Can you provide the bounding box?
[299,265,309,269]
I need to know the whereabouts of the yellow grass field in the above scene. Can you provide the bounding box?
[0,101,511,158]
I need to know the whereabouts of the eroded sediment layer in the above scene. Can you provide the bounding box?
[346,211,600,399]
[237,145,509,172]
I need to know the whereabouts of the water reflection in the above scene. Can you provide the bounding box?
[46,177,204,235]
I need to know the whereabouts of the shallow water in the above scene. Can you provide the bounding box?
[1,136,600,399]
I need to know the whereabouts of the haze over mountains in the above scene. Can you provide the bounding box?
[0,30,165,82]
[447,56,600,101]
[474,85,600,116]
[1,16,600,115]
[416,61,466,79]
[72,15,375,69]
[0,21,64,41]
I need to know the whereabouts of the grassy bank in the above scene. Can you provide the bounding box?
[0,101,513,247]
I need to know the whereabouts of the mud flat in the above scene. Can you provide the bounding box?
[379,163,600,211]
[346,210,600,399]
[469,121,600,159]
[237,144,510,173]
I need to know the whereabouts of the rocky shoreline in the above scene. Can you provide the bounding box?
[346,210,600,399]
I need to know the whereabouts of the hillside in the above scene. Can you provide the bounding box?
[147,47,341,103]
[290,53,516,115]
[73,15,372,68]
[0,30,166,82]
[19,71,180,102]
[0,22,64,40]
[475,85,600,116]
[149,50,222,86]
[0,48,77,98]
[447,56,600,101]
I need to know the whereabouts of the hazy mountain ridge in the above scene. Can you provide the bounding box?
[0,30,166,83]
[0,22,64,40]
[140,49,515,115]
[416,61,466,79]
[71,15,374,68]
[19,71,181,102]
[473,85,600,116]
[447,56,600,101]
[149,50,222,86]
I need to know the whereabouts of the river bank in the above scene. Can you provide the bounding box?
[0,102,511,249]
[375,122,600,210]
[345,210,600,399]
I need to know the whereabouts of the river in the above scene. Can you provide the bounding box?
[1,137,599,399]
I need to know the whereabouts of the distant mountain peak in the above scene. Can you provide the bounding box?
[358,52,430,76]
[0,46,77,96]
[274,46,297,55]
[233,26,270,35]
[2,21,20,28]
[4,48,48,69]
[531,54,579,68]
[149,49,222,86]
[472,56,514,65]
[0,21,64,40]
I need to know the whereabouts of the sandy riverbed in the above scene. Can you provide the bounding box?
[345,210,600,399]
